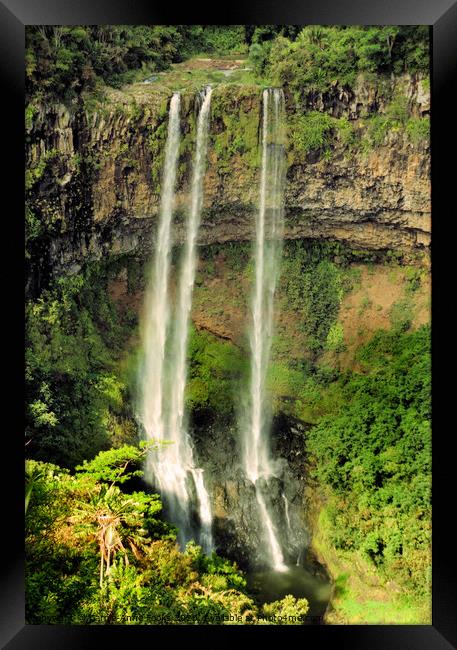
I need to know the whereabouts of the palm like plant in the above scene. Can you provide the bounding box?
[298,26,322,48]
[72,483,149,587]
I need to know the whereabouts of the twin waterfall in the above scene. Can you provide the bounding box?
[138,88,213,553]
[138,87,288,569]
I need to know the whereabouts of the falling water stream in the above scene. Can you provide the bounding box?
[139,91,180,485]
[243,88,287,571]
[138,88,213,553]
[282,493,292,536]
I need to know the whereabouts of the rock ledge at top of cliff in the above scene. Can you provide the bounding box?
[25,73,430,277]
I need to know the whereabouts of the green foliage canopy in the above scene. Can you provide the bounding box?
[307,325,431,593]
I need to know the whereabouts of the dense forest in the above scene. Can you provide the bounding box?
[26,25,429,102]
[25,25,431,625]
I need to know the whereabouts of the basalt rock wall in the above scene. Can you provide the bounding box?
[25,73,430,291]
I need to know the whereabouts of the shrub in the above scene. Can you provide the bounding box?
[289,111,334,158]
[326,322,345,352]
[25,261,138,467]
[406,117,429,145]
[262,594,309,624]
[25,448,257,625]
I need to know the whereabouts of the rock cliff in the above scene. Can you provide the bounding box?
[26,73,430,286]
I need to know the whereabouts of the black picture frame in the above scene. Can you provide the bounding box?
[3,1,456,647]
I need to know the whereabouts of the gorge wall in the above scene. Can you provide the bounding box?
[26,72,430,292]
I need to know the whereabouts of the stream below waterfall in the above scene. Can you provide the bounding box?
[247,557,332,623]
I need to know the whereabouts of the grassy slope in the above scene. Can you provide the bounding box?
[312,505,431,624]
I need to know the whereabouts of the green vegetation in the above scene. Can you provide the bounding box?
[200,241,251,273]
[26,26,258,102]
[26,25,429,105]
[25,103,38,131]
[264,241,430,446]
[280,241,344,352]
[334,117,358,150]
[186,327,248,418]
[284,89,428,162]
[389,298,414,331]
[197,26,248,56]
[26,26,199,101]
[25,24,431,625]
[24,244,431,624]
[307,326,431,604]
[25,261,138,468]
[147,118,169,190]
[289,112,334,158]
[26,444,309,624]
[25,148,60,191]
[262,594,309,623]
[135,64,256,95]
[360,93,429,149]
[325,322,345,352]
[404,266,423,292]
[264,26,429,101]
[211,86,261,173]
[406,116,430,144]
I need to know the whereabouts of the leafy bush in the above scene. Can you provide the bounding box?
[406,117,429,144]
[289,111,334,158]
[266,26,429,102]
[280,241,343,351]
[325,322,345,352]
[26,25,254,103]
[261,594,309,624]
[248,42,271,77]
[362,94,428,150]
[26,26,193,101]
[210,90,260,173]
[404,266,423,292]
[186,327,248,417]
[364,114,394,147]
[25,148,60,191]
[202,25,248,55]
[335,117,358,149]
[26,25,429,106]
[389,298,414,332]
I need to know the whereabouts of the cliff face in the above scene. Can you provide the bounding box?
[25,73,430,283]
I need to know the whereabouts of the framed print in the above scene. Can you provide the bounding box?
[2,0,456,647]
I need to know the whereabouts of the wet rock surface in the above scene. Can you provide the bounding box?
[190,412,312,570]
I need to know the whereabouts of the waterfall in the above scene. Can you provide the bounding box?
[138,88,214,553]
[243,88,287,571]
[139,91,181,485]
[282,493,292,535]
